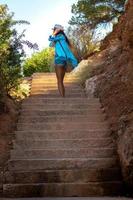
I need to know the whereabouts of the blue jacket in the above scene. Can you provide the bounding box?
[48,34,78,68]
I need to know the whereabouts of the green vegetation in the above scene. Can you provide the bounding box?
[67,0,125,59]
[0,4,37,102]
[0,1,126,103]
[69,0,125,28]
[23,48,54,77]
[67,25,100,59]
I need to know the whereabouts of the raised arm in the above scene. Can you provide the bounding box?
[48,34,65,42]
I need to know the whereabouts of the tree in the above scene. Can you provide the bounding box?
[0,4,38,100]
[23,48,54,76]
[67,25,100,59]
[69,0,125,29]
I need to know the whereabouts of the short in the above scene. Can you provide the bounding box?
[54,58,67,67]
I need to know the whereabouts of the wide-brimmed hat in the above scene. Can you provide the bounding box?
[52,24,64,31]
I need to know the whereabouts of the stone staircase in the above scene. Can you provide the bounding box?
[3,73,123,197]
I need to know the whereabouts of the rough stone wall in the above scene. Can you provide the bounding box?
[85,0,133,194]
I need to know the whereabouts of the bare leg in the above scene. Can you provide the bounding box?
[55,65,66,97]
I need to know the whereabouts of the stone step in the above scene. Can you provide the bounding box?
[32,76,79,79]
[31,87,83,91]
[8,157,119,171]
[15,130,111,140]
[4,168,122,184]
[31,79,80,82]
[13,138,115,149]
[32,76,79,80]
[30,91,85,96]
[11,148,116,159]
[20,109,103,116]
[29,93,86,98]
[32,79,79,81]
[3,181,123,197]
[21,104,102,110]
[20,110,104,117]
[31,82,80,86]
[31,84,82,88]
[19,115,105,123]
[23,97,100,104]
[17,122,108,131]
[23,101,101,107]
[32,72,76,77]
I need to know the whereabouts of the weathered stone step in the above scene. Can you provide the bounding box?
[3,181,123,197]
[19,115,105,123]
[21,103,102,110]
[17,122,108,131]
[20,110,104,117]
[32,79,80,83]
[15,130,111,140]
[23,101,101,107]
[30,93,86,98]
[32,75,79,79]
[23,97,100,104]
[32,72,76,77]
[11,148,116,159]
[31,84,82,88]
[31,87,83,91]
[8,157,118,171]
[13,138,115,149]
[30,91,85,95]
[32,76,79,79]
[4,168,122,184]
[21,104,102,110]
[31,82,80,86]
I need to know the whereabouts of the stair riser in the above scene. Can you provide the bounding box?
[20,110,104,117]
[22,101,101,106]
[19,116,105,123]
[31,85,81,89]
[22,102,101,107]
[30,94,86,98]
[15,131,111,139]
[17,123,108,131]
[5,169,121,184]
[21,105,102,110]
[21,107,102,112]
[31,88,83,92]
[3,182,123,197]
[32,80,80,83]
[31,88,83,91]
[11,148,116,159]
[23,98,100,104]
[30,92,85,96]
[8,158,118,171]
[14,140,115,149]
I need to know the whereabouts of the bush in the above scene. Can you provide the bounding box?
[0,4,38,102]
[23,48,54,76]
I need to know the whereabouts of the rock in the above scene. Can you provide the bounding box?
[118,126,133,193]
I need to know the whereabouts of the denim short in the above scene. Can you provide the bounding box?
[55,58,67,66]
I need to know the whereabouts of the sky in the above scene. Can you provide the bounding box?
[0,0,77,56]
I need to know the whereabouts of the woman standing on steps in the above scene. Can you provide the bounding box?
[48,24,78,97]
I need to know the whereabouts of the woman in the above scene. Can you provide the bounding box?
[49,24,78,97]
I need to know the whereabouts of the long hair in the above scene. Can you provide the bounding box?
[55,30,71,47]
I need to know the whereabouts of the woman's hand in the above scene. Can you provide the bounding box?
[53,28,60,35]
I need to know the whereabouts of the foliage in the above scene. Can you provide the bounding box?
[69,0,125,29]
[67,25,100,59]
[68,0,125,58]
[0,4,38,101]
[23,48,54,76]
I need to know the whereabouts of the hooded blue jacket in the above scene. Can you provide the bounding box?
[49,34,78,68]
